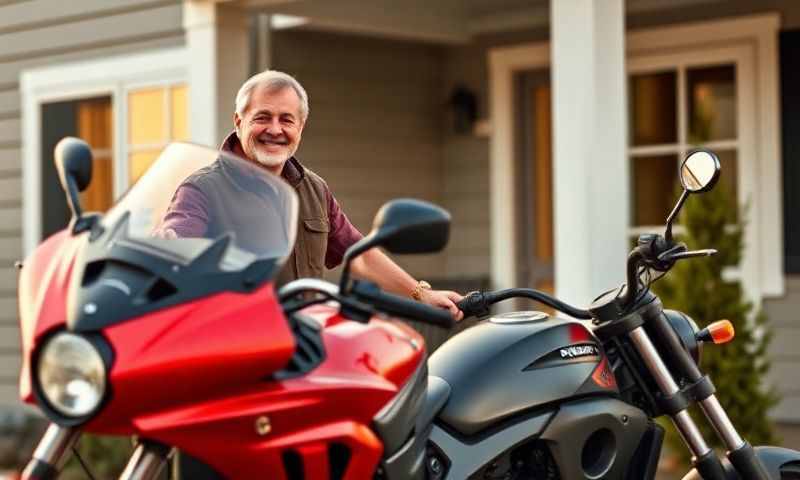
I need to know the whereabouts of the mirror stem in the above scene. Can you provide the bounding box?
[664,189,689,244]
[338,235,375,293]
[66,175,83,220]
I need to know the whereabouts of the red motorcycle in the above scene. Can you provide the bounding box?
[18,138,454,479]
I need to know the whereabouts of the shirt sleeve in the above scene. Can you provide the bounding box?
[325,190,363,269]
[154,184,211,238]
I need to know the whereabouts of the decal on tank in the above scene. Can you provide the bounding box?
[523,342,601,371]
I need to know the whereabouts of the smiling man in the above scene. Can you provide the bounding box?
[159,70,463,319]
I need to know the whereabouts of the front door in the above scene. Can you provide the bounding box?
[516,70,554,299]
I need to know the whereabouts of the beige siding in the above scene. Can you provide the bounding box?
[272,30,446,279]
[440,46,491,280]
[0,148,21,176]
[764,275,800,422]
[0,0,184,409]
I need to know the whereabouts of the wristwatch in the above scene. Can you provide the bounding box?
[411,280,431,301]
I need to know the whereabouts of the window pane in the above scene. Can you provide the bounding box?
[687,65,736,143]
[171,84,188,141]
[129,88,165,144]
[629,71,677,146]
[631,154,680,226]
[129,149,161,185]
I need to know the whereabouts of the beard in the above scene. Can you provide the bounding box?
[253,148,291,168]
[242,133,298,170]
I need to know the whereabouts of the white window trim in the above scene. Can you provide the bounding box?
[20,48,188,256]
[488,12,782,302]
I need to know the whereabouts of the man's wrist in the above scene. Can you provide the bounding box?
[411,280,431,301]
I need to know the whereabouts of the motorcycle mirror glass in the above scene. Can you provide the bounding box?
[339,199,450,291]
[680,149,720,193]
[54,137,93,221]
[664,149,722,243]
[370,199,451,255]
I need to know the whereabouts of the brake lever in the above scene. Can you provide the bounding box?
[658,248,717,263]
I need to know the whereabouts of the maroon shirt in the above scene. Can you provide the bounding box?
[159,133,363,269]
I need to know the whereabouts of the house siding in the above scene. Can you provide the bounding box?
[270,30,447,280]
[0,0,184,408]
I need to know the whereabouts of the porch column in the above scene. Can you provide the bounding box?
[550,0,628,306]
[184,1,250,146]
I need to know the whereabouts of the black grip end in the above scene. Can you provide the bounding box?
[456,291,491,319]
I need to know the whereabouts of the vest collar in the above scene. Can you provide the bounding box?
[220,131,306,188]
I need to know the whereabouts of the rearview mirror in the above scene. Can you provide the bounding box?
[339,199,451,290]
[680,149,720,193]
[665,148,722,242]
[370,199,450,254]
[54,137,94,233]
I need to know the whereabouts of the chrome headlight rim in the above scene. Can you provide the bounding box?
[33,330,113,426]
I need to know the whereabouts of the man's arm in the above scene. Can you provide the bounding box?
[154,184,210,238]
[350,249,464,321]
[326,191,463,321]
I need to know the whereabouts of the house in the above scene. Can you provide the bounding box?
[1,0,799,449]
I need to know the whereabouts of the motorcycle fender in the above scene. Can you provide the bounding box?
[428,410,556,479]
[681,446,800,479]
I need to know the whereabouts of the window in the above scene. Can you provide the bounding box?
[128,84,189,184]
[628,63,738,232]
[22,48,189,253]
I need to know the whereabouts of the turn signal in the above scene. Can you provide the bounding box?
[696,320,735,345]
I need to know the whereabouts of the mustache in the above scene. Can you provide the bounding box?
[256,135,289,145]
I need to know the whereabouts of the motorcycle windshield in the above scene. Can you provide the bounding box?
[101,142,298,272]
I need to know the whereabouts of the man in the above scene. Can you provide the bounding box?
[159,70,463,320]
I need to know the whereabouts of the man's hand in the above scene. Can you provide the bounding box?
[419,289,465,322]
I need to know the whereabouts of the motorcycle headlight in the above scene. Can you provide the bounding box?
[37,333,107,418]
[663,309,702,366]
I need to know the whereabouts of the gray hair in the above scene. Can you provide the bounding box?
[234,70,309,122]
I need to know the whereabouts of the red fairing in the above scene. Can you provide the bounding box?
[18,231,85,402]
[92,302,423,479]
[19,229,426,479]
[87,282,295,434]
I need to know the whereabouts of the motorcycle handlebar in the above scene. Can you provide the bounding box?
[456,289,593,320]
[350,281,455,328]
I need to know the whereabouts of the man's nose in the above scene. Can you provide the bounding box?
[265,118,282,135]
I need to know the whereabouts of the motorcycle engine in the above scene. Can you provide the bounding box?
[466,439,560,480]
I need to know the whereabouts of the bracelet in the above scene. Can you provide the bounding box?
[411,280,432,301]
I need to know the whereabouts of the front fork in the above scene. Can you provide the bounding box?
[628,326,768,479]
[22,423,173,480]
[21,424,79,480]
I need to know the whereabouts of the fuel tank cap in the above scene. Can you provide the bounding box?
[489,311,549,324]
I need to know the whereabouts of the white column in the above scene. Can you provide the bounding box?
[550,0,628,306]
[184,1,250,147]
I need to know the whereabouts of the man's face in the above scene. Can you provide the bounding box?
[234,85,304,172]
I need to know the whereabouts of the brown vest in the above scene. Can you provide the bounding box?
[275,167,330,286]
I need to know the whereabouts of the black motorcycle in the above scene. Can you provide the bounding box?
[417,149,800,479]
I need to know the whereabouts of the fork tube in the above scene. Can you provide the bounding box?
[698,395,745,450]
[628,327,712,457]
[21,424,80,480]
[119,442,173,480]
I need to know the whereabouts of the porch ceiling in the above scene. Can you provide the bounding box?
[236,0,726,44]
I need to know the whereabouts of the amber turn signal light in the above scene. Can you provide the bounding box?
[696,320,735,345]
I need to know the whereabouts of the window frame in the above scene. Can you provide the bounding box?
[20,48,188,255]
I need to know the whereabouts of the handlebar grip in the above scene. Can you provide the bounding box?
[351,281,455,328]
[456,291,492,319]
